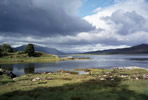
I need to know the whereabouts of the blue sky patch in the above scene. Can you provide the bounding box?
[78,0,115,17]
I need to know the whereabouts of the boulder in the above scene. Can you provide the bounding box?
[0,68,16,78]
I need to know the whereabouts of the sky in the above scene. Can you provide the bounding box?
[0,0,148,53]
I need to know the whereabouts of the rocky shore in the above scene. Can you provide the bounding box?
[1,66,148,81]
[0,68,16,78]
[1,66,148,100]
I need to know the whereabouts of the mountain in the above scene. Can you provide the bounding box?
[85,44,148,54]
[14,45,65,55]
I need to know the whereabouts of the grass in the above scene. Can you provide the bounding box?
[0,68,148,100]
[0,52,60,64]
[0,75,14,85]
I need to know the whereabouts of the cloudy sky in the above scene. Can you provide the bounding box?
[0,0,148,53]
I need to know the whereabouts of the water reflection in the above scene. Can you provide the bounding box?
[129,58,148,61]
[24,64,35,74]
[0,64,13,71]
[1,55,148,75]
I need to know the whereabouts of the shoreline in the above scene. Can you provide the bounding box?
[1,66,148,99]
[0,55,90,64]
[1,66,148,77]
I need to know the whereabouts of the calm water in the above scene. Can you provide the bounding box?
[1,54,148,75]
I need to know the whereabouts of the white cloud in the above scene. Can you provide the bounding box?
[82,0,148,49]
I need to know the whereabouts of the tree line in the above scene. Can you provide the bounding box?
[0,43,35,57]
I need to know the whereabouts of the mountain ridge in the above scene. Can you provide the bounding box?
[13,45,65,55]
[84,44,148,54]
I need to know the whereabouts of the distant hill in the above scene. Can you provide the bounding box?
[14,45,65,55]
[85,44,148,54]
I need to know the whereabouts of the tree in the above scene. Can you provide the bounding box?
[24,44,35,57]
[1,43,13,53]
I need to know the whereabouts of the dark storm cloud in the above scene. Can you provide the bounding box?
[0,0,95,36]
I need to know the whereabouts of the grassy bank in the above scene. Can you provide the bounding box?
[0,52,60,64]
[0,68,148,100]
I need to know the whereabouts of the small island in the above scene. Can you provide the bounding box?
[0,43,90,64]
[0,43,60,64]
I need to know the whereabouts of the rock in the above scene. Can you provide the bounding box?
[13,78,17,81]
[103,75,107,77]
[143,75,148,80]
[136,77,139,80]
[32,79,37,82]
[7,72,16,78]
[45,77,53,80]
[0,68,16,78]
[0,68,3,72]
[100,78,106,80]
[120,75,128,78]
[0,71,3,75]
[111,79,114,81]
[32,77,41,81]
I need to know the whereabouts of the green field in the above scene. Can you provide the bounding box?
[0,52,60,64]
[0,68,148,100]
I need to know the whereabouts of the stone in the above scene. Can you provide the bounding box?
[0,68,16,78]
[100,78,106,80]
[120,75,128,78]
[111,79,114,81]
[32,79,37,81]
[32,77,41,81]
[7,72,16,78]
[103,75,107,77]
[143,75,148,80]
[45,77,53,80]
[0,71,3,75]
[13,78,17,81]
[135,77,139,80]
